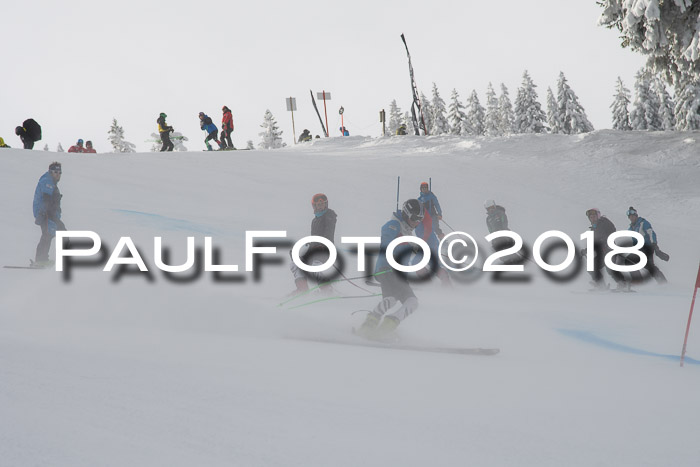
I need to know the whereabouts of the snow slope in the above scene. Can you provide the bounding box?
[1,131,699,466]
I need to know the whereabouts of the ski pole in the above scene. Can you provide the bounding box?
[396,176,401,211]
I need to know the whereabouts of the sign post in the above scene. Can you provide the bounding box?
[286,97,297,144]
[379,109,386,136]
[339,106,344,135]
[317,91,331,137]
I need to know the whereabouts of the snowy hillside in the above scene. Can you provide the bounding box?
[1,131,700,467]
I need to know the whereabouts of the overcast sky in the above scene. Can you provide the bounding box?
[1,0,647,151]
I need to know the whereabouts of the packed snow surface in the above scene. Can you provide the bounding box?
[1,131,699,466]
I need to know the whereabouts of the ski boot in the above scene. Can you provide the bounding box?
[373,316,400,340]
[355,313,380,339]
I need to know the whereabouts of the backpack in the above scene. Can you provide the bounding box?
[23,118,42,141]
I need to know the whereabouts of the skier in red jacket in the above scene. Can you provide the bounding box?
[221,106,235,150]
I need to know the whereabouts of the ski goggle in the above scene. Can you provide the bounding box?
[626,208,637,216]
[51,168,62,174]
[311,194,327,205]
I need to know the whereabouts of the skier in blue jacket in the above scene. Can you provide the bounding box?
[627,206,667,284]
[198,112,221,151]
[33,161,67,265]
[357,199,424,339]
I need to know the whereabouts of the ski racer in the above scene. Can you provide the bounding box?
[298,129,312,143]
[157,113,174,152]
[289,193,338,295]
[220,106,235,150]
[198,112,221,151]
[583,208,626,291]
[626,207,667,284]
[356,199,424,339]
[33,161,67,266]
[68,139,85,153]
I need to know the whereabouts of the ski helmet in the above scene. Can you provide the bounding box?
[160,112,167,118]
[484,199,496,210]
[420,181,429,190]
[585,208,600,218]
[311,193,328,206]
[402,199,424,224]
[626,207,638,217]
[198,112,205,118]
[15,126,23,135]
[77,139,84,145]
[49,161,61,171]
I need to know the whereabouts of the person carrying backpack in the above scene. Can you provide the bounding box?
[198,112,221,151]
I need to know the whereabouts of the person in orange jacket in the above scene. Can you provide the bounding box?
[221,106,235,150]
[68,139,85,153]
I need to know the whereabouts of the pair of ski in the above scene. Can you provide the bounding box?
[289,333,499,356]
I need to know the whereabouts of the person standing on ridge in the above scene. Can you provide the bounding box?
[356,199,424,339]
[33,161,67,266]
[16,118,42,149]
[289,193,338,295]
[84,141,97,153]
[298,129,312,143]
[418,182,444,239]
[199,112,220,151]
[583,208,626,291]
[68,139,85,153]
[157,113,174,152]
[220,106,235,150]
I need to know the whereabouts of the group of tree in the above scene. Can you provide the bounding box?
[389,70,594,137]
[599,0,700,130]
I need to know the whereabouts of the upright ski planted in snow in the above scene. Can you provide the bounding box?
[400,34,428,136]
[310,90,328,137]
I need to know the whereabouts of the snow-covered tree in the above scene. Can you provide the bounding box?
[148,132,188,151]
[611,77,632,130]
[484,83,501,136]
[598,0,700,85]
[403,111,414,134]
[56,143,64,152]
[430,83,450,135]
[498,83,515,135]
[246,140,255,150]
[419,92,433,135]
[465,90,485,136]
[447,89,467,136]
[674,78,700,130]
[43,144,49,151]
[630,70,661,130]
[546,87,561,134]
[388,99,403,136]
[514,70,546,134]
[108,118,136,153]
[258,109,285,149]
[556,72,594,134]
[655,77,676,130]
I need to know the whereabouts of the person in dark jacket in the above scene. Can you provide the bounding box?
[157,113,174,152]
[583,208,626,290]
[33,161,67,265]
[16,119,42,149]
[298,129,312,143]
[220,106,235,150]
[484,199,519,263]
[198,112,221,151]
[289,193,338,295]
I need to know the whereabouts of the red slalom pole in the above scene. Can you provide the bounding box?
[680,262,700,367]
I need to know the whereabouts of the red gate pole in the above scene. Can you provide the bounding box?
[323,91,329,137]
[680,262,700,367]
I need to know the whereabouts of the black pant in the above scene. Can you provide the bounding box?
[641,244,667,283]
[589,244,624,284]
[22,137,34,149]
[160,132,174,152]
[220,127,234,149]
[205,130,219,148]
[35,217,67,262]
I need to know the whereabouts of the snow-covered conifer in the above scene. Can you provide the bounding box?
[655,77,676,130]
[56,143,64,152]
[630,70,661,130]
[108,118,136,153]
[447,89,467,136]
[388,99,403,136]
[498,83,515,135]
[556,72,594,134]
[43,144,49,151]
[484,83,501,136]
[465,90,485,136]
[430,83,450,135]
[611,77,632,131]
[246,140,255,150]
[546,87,561,134]
[674,78,700,131]
[514,70,546,133]
[258,109,286,149]
[419,92,433,135]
